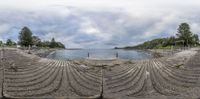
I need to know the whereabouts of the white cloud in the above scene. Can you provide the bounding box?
[1,0,200,11]
[0,24,10,34]
[191,23,200,35]
[78,17,112,41]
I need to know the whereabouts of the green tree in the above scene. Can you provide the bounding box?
[0,41,3,46]
[18,26,33,47]
[176,23,193,47]
[41,41,50,48]
[32,36,42,47]
[193,34,199,45]
[57,42,65,48]
[6,39,13,46]
[163,36,176,47]
[6,39,16,46]
[50,38,57,48]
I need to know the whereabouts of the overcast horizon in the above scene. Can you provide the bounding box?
[0,0,200,48]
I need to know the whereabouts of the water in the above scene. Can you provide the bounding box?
[47,49,153,60]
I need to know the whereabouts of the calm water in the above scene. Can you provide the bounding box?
[47,49,152,60]
[47,49,153,60]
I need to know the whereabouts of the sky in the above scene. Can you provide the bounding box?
[0,0,200,48]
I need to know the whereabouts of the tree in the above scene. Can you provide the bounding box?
[50,38,57,48]
[6,39,12,46]
[57,42,65,48]
[176,23,193,47]
[32,36,42,47]
[193,34,199,45]
[41,41,50,48]
[0,41,3,46]
[18,26,33,47]
[5,39,16,46]
[163,36,176,47]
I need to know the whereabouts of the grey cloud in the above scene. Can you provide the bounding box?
[0,7,200,48]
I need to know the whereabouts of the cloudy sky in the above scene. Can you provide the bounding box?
[0,0,200,48]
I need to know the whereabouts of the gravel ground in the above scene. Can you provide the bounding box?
[0,48,200,99]
[0,70,2,98]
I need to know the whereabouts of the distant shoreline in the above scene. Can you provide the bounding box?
[65,48,83,50]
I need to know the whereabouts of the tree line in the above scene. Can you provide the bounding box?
[123,23,199,49]
[0,39,17,47]
[0,26,65,48]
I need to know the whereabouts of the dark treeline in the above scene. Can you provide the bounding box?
[123,23,199,49]
[0,39,17,47]
[1,26,65,48]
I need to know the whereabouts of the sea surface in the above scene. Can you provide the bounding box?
[47,49,153,60]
